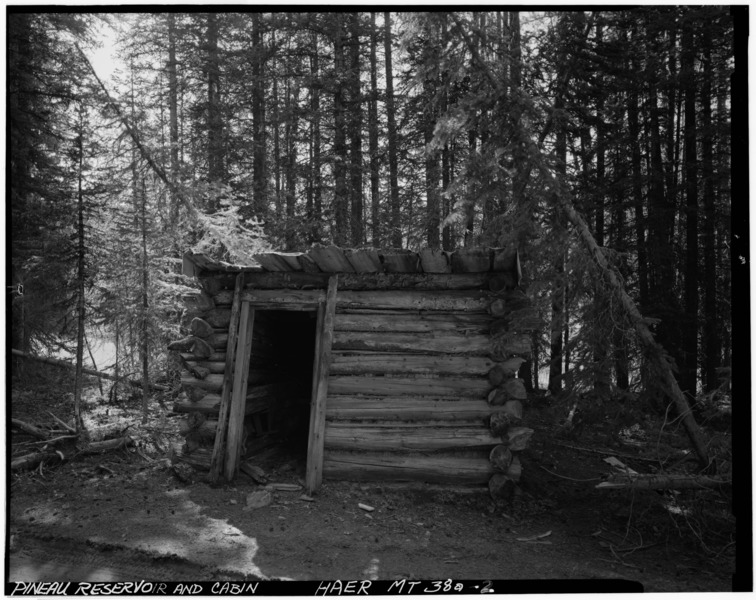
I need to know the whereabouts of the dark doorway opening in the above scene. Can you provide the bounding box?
[242,309,317,477]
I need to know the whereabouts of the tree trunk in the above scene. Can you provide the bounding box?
[612,145,630,391]
[310,32,322,241]
[464,132,477,248]
[628,63,649,310]
[74,108,86,433]
[167,13,180,224]
[252,13,267,216]
[349,12,364,247]
[645,28,683,392]
[423,20,440,250]
[548,92,567,396]
[701,21,719,392]
[368,12,380,247]
[270,30,282,220]
[206,13,223,193]
[140,178,151,420]
[284,74,298,250]
[681,16,699,399]
[333,14,349,246]
[384,12,401,248]
[592,19,610,401]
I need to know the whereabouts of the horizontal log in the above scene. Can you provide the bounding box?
[182,360,226,375]
[180,352,225,363]
[183,291,215,312]
[181,373,224,392]
[333,312,490,334]
[325,422,498,452]
[336,290,491,312]
[217,288,493,312]
[175,448,212,470]
[199,275,235,297]
[209,332,229,349]
[325,397,492,421]
[323,451,494,484]
[180,368,272,394]
[12,450,66,471]
[328,376,490,397]
[179,417,218,439]
[330,353,495,376]
[173,383,301,415]
[79,436,134,455]
[214,288,322,307]
[242,272,493,290]
[332,331,490,355]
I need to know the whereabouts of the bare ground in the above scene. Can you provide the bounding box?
[7,369,739,592]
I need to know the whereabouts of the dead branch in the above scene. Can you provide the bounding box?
[596,473,731,491]
[48,411,77,433]
[11,418,56,440]
[553,441,673,464]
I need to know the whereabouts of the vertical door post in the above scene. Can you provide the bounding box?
[306,275,338,494]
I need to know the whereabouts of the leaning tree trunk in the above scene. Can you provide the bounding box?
[536,158,711,470]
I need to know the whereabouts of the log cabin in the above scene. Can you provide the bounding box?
[169,245,537,499]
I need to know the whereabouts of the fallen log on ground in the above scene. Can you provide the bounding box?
[11,418,63,440]
[11,349,169,391]
[78,436,134,455]
[596,473,731,491]
[12,450,66,471]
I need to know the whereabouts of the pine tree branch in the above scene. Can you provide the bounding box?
[74,43,197,219]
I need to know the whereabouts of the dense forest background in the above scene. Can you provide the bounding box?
[9,9,738,421]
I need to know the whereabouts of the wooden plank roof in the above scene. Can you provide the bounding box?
[183,245,519,276]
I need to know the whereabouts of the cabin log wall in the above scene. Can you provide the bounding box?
[170,246,537,494]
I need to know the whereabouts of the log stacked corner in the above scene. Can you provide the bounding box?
[168,278,306,473]
[485,270,538,502]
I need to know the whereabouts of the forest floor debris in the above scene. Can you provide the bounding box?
[8,373,738,591]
